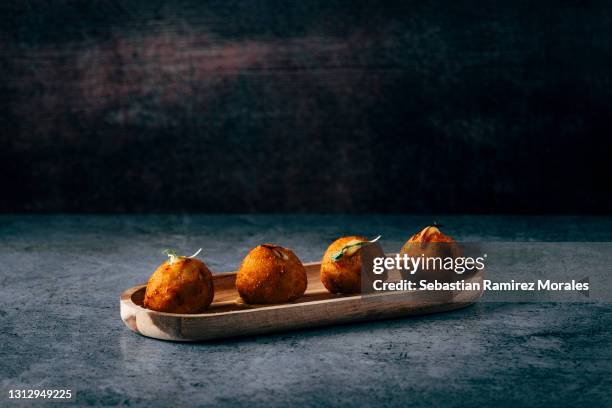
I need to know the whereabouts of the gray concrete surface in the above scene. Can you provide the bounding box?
[0,215,611,407]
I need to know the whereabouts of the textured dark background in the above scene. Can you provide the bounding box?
[1,0,610,213]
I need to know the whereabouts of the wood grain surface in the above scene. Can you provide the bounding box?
[121,260,484,341]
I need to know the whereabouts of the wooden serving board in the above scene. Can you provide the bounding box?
[121,260,484,341]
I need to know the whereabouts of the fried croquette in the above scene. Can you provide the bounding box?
[235,244,307,304]
[144,250,214,314]
[399,225,459,282]
[320,236,385,294]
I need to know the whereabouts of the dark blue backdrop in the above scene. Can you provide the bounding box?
[1,1,610,213]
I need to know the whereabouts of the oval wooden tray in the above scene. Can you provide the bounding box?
[121,260,484,341]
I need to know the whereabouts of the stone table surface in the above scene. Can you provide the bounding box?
[0,215,611,407]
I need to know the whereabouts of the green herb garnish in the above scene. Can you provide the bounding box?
[262,244,289,260]
[162,248,203,264]
[331,236,381,262]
